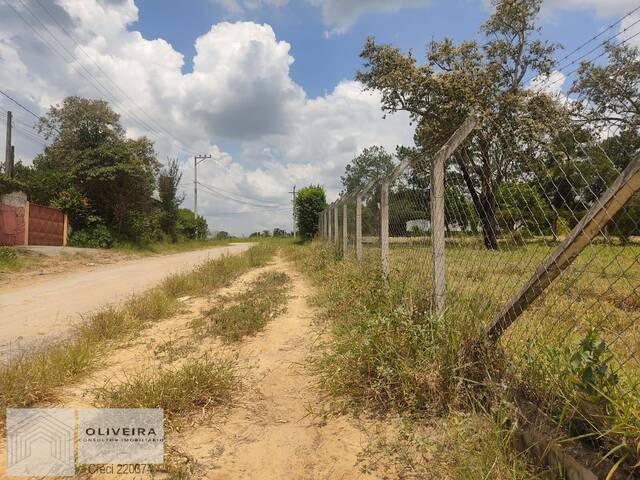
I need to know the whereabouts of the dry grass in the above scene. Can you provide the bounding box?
[94,356,240,420]
[285,239,640,475]
[0,242,276,423]
[193,270,290,342]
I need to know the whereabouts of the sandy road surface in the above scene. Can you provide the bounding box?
[0,243,251,357]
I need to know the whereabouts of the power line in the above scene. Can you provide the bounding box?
[206,207,293,216]
[197,181,289,208]
[31,0,190,150]
[3,0,198,158]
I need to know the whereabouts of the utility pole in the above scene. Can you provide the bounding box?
[289,185,297,237]
[4,111,13,178]
[193,154,212,217]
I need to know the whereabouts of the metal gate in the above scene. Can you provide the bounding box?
[28,203,65,246]
[0,204,25,246]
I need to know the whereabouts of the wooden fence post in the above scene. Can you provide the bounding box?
[356,194,363,261]
[431,150,446,316]
[380,180,390,277]
[342,201,348,257]
[63,214,68,247]
[485,152,640,341]
[334,203,339,246]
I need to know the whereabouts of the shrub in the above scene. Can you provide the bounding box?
[294,185,326,240]
[0,247,19,268]
[68,224,114,249]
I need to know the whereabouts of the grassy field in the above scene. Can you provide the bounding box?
[285,238,640,476]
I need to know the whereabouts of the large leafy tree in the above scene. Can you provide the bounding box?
[340,146,396,195]
[356,0,563,249]
[33,97,160,238]
[572,42,640,133]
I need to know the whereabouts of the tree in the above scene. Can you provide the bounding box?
[572,43,640,132]
[273,228,288,237]
[356,0,562,250]
[215,231,230,240]
[177,208,208,240]
[294,185,327,240]
[341,146,397,195]
[158,159,184,242]
[33,96,160,242]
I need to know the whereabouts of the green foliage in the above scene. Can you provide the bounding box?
[294,185,326,240]
[0,247,19,269]
[177,208,208,240]
[68,223,114,249]
[23,97,161,244]
[215,231,230,240]
[123,210,162,246]
[568,329,619,401]
[0,175,26,196]
[495,182,551,235]
[340,146,396,195]
[158,159,184,243]
[572,42,640,131]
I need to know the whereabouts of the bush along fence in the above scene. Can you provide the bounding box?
[317,113,640,476]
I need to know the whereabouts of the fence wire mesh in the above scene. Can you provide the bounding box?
[318,110,640,463]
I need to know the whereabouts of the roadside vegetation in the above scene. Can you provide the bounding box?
[0,246,20,271]
[95,356,241,421]
[194,270,290,342]
[284,241,546,478]
[0,243,275,423]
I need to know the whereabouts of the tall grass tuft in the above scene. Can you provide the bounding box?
[94,356,240,419]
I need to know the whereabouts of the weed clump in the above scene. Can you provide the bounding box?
[94,356,240,419]
[195,271,290,342]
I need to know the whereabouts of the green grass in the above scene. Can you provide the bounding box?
[283,239,637,477]
[94,356,240,419]
[113,238,234,255]
[0,242,275,422]
[194,271,290,342]
[0,246,20,271]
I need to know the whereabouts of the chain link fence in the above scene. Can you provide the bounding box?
[317,112,640,466]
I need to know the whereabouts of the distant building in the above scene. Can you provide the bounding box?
[406,219,430,234]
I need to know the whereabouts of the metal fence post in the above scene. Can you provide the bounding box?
[380,180,390,277]
[342,201,348,257]
[356,193,363,261]
[431,150,446,316]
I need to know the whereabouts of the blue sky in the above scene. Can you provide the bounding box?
[132,0,615,98]
[0,0,636,234]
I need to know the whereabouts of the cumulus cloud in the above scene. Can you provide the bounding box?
[0,0,413,234]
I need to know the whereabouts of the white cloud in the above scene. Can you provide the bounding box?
[541,0,638,17]
[0,0,413,235]
[309,0,430,35]
[209,0,430,34]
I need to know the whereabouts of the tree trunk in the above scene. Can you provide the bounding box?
[456,153,498,250]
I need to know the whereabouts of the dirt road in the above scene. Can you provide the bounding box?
[0,243,252,358]
[0,257,375,478]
